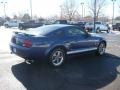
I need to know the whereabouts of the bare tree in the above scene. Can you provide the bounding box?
[88,0,106,20]
[13,15,18,19]
[61,0,78,21]
[22,13,30,22]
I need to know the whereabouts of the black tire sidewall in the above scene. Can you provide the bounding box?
[107,29,110,33]
[96,42,106,56]
[19,26,23,30]
[96,28,100,33]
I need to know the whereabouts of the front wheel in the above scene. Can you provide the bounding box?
[96,42,106,56]
[19,26,24,30]
[96,28,100,33]
[107,29,110,33]
[49,48,66,67]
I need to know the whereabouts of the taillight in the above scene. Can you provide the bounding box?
[11,36,16,43]
[23,40,32,48]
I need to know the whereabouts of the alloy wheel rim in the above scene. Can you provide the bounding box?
[51,50,64,66]
[99,43,106,55]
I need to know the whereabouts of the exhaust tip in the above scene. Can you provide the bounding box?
[25,60,34,64]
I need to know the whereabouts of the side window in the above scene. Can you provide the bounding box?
[89,23,93,25]
[49,30,64,37]
[54,21,60,24]
[10,21,13,23]
[55,30,64,36]
[14,21,17,23]
[67,28,86,36]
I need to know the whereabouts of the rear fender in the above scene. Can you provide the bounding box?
[45,44,67,57]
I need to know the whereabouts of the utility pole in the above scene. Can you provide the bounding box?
[81,2,84,19]
[60,5,63,20]
[93,0,96,33]
[111,0,116,26]
[30,0,32,19]
[1,2,7,19]
[84,6,85,18]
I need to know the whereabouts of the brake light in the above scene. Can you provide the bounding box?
[11,36,16,43]
[23,40,32,48]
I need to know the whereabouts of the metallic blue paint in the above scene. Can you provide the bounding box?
[10,24,107,61]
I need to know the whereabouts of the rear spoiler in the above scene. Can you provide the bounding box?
[13,31,35,37]
[13,31,25,35]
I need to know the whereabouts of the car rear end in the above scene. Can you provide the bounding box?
[10,31,48,61]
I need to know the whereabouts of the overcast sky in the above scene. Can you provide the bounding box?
[0,0,120,18]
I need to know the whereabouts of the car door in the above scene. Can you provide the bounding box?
[65,27,97,53]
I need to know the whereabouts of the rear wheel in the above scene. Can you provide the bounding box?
[49,48,66,67]
[19,26,23,30]
[96,42,106,56]
[107,29,110,33]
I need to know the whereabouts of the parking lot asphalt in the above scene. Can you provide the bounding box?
[0,27,120,90]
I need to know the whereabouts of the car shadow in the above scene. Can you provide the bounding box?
[11,53,120,90]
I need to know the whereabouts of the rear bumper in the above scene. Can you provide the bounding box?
[10,43,47,60]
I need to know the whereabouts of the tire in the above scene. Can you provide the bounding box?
[118,27,120,31]
[5,24,9,28]
[96,42,106,56]
[96,28,100,33]
[49,48,66,67]
[107,29,110,33]
[19,26,23,30]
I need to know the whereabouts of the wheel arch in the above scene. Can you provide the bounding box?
[99,40,107,47]
[45,45,67,57]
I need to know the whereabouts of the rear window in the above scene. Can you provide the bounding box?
[26,25,62,36]
[95,22,101,24]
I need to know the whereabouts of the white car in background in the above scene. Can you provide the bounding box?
[85,21,110,33]
[4,20,22,28]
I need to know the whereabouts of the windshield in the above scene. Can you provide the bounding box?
[95,22,101,24]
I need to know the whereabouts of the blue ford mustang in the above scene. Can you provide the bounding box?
[10,24,107,67]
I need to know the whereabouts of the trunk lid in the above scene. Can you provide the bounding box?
[11,31,46,47]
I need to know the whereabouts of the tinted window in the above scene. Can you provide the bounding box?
[14,21,17,23]
[87,22,93,25]
[48,30,64,37]
[26,25,65,36]
[67,27,86,36]
[95,22,101,24]
[10,21,13,23]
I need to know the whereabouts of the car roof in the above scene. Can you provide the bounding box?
[27,24,74,36]
[46,24,73,27]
